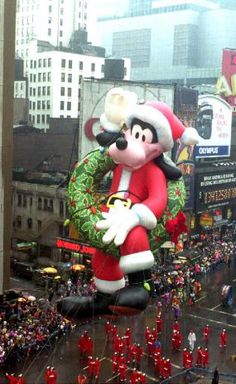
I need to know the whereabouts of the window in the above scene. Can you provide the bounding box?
[67,88,72,97]
[67,101,71,110]
[37,115,40,124]
[79,75,83,84]
[60,19,63,26]
[61,87,65,96]
[68,60,72,69]
[42,100,46,110]
[42,115,45,124]
[37,100,41,109]
[47,86,50,95]
[43,58,47,67]
[60,101,64,110]
[38,59,42,68]
[61,73,65,82]
[48,72,51,81]
[60,30,63,37]
[61,59,66,68]
[49,199,54,212]
[42,86,46,96]
[38,220,42,231]
[48,58,51,67]
[48,28,51,36]
[44,198,48,210]
[91,63,95,72]
[38,87,41,96]
[49,5,52,12]
[29,197,33,207]
[17,194,22,207]
[47,101,50,109]
[79,61,83,70]
[27,218,32,229]
[23,195,27,208]
[16,216,22,228]
[68,73,72,83]
[43,73,46,81]
[59,201,64,216]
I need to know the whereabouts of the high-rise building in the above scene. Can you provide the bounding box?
[97,0,236,85]
[128,0,152,15]
[16,0,89,73]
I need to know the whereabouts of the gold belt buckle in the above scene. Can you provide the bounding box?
[106,194,132,209]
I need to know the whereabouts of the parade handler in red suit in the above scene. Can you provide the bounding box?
[58,88,199,318]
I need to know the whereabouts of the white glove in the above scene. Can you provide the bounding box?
[96,199,140,246]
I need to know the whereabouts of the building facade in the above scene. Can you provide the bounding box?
[16,0,89,73]
[97,0,236,85]
[27,50,130,129]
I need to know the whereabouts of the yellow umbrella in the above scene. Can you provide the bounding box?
[43,267,58,274]
[70,264,85,272]
[18,297,27,302]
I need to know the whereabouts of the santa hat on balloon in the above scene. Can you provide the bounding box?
[125,100,199,151]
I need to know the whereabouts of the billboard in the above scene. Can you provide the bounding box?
[195,94,232,158]
[216,48,236,115]
[195,170,236,213]
[79,78,174,159]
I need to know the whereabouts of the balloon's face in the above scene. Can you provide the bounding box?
[109,122,164,170]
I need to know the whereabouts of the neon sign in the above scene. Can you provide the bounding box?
[56,238,96,256]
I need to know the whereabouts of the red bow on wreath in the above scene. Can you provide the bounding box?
[165,211,189,244]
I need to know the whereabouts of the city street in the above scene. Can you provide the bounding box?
[3,260,236,384]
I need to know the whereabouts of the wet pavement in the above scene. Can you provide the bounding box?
[3,260,236,383]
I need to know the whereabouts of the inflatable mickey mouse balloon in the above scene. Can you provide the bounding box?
[57,88,199,319]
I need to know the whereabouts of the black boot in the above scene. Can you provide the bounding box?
[109,269,154,316]
[57,291,118,320]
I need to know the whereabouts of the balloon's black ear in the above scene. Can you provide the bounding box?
[96,131,123,147]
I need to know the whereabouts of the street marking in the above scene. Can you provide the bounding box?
[171,363,182,369]
[187,313,236,328]
[206,306,236,317]
[233,278,236,282]
[211,304,221,310]
[10,277,20,282]
[195,295,207,303]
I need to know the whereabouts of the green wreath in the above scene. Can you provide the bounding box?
[67,149,186,258]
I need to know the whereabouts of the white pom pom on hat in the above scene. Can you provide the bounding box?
[100,87,138,133]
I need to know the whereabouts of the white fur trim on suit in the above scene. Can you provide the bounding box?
[94,276,125,294]
[100,113,122,133]
[125,104,174,151]
[131,204,157,229]
[181,127,199,145]
[119,250,154,274]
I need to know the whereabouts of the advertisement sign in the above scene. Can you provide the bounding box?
[195,94,232,158]
[216,48,236,115]
[195,171,236,213]
[175,144,195,210]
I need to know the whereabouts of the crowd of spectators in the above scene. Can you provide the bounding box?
[0,295,72,367]
[151,231,235,307]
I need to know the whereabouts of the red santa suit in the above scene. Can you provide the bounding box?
[186,351,193,369]
[130,369,139,384]
[156,316,163,333]
[135,344,143,366]
[202,348,209,368]
[154,352,161,374]
[93,162,168,293]
[182,348,188,368]
[77,374,87,384]
[196,347,202,367]
[173,321,180,332]
[203,325,210,344]
[47,368,57,384]
[175,331,182,350]
[124,328,132,346]
[220,329,227,347]
[93,358,101,379]
[112,353,119,374]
